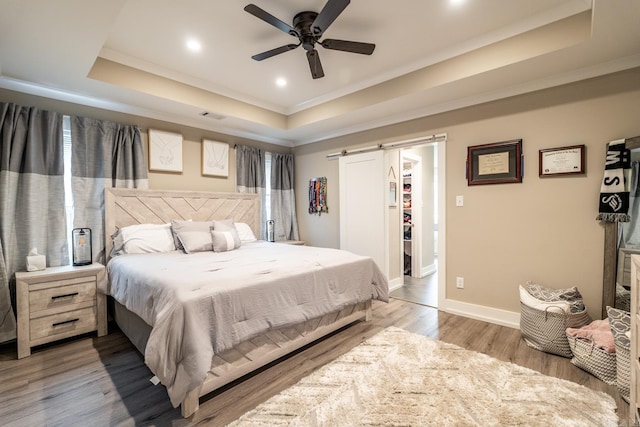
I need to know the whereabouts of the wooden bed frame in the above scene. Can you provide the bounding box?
[104,188,372,417]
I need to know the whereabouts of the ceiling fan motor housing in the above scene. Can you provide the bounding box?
[294,11,320,51]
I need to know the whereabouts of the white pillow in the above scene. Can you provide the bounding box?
[113,223,175,255]
[519,285,571,314]
[235,222,258,243]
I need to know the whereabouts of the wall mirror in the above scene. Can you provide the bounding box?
[602,135,640,318]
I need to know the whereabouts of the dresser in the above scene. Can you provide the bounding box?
[630,255,640,424]
[16,263,107,359]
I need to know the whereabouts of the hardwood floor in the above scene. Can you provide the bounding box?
[0,298,629,426]
[390,272,438,307]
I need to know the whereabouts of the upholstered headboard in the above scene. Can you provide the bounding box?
[104,188,260,260]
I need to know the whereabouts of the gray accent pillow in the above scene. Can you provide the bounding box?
[525,281,586,313]
[212,218,235,231]
[170,219,191,252]
[211,230,241,252]
[212,219,241,251]
[171,220,214,253]
[607,306,630,350]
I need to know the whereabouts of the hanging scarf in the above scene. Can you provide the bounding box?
[308,177,328,215]
[596,139,631,222]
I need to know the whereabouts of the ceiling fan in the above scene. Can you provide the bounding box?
[244,0,375,79]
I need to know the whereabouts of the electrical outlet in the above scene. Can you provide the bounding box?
[456,277,464,289]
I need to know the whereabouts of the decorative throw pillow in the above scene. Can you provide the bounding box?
[211,219,242,252]
[170,219,191,252]
[171,220,214,253]
[607,305,631,401]
[235,222,258,243]
[607,306,631,350]
[211,230,241,252]
[519,285,571,314]
[525,281,586,313]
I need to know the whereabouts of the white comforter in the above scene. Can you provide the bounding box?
[105,242,388,407]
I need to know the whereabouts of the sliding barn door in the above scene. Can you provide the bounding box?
[339,151,385,272]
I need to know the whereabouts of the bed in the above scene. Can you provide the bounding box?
[103,188,389,417]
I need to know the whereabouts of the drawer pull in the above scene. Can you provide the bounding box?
[52,318,79,327]
[51,292,79,300]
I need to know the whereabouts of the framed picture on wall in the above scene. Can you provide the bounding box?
[467,139,523,185]
[539,144,585,177]
[148,129,183,173]
[202,139,229,177]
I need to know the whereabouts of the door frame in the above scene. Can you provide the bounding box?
[398,139,446,308]
[436,138,446,309]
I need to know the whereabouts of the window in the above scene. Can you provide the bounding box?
[265,151,272,221]
[63,116,74,261]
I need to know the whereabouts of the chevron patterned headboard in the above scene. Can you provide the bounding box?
[104,188,260,260]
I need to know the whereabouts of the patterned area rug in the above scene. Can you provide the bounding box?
[229,327,619,426]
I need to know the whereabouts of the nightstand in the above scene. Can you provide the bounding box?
[16,263,107,359]
[278,240,305,245]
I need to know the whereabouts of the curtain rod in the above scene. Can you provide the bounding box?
[326,133,447,159]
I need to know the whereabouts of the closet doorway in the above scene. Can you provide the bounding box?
[392,143,438,307]
[402,152,422,277]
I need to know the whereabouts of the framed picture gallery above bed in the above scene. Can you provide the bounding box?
[148,129,183,173]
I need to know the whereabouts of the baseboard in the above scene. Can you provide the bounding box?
[441,299,520,329]
[419,263,436,278]
[388,277,403,292]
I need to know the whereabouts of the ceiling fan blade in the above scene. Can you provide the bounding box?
[321,39,375,55]
[244,4,299,37]
[251,44,300,61]
[306,49,325,79]
[311,0,350,36]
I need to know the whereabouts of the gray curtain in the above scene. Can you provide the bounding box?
[270,152,299,241]
[0,103,67,343]
[236,145,266,239]
[71,116,148,264]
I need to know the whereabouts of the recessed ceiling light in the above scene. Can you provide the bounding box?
[276,77,287,87]
[186,38,202,52]
[450,0,465,6]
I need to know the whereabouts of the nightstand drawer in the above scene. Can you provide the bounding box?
[29,279,96,316]
[30,307,97,342]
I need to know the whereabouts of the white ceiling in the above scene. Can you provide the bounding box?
[1,0,639,146]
